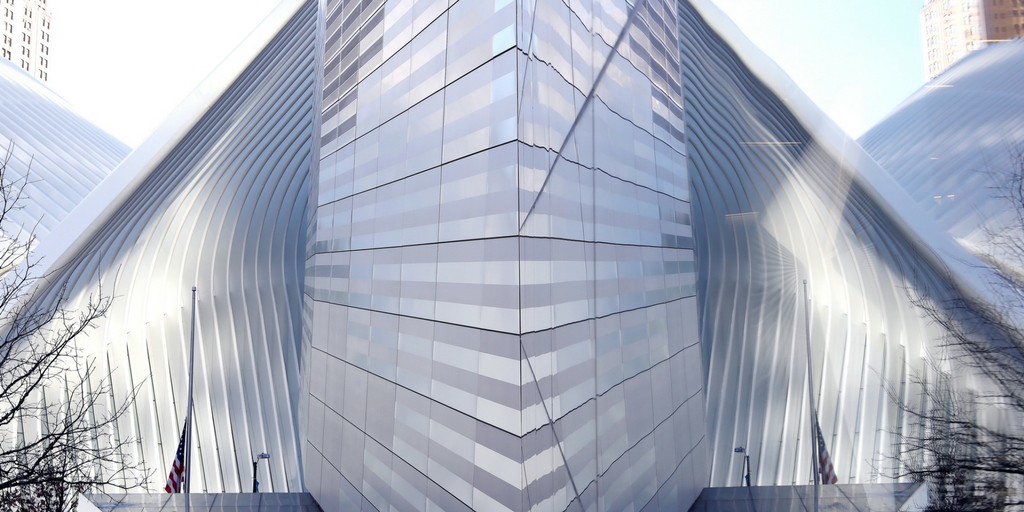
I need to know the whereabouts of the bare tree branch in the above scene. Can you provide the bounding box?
[889,143,1024,511]
[0,143,145,512]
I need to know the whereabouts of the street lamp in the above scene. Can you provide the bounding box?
[252,452,270,492]
[734,446,751,487]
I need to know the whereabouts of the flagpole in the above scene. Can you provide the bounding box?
[803,280,819,512]
[184,286,197,495]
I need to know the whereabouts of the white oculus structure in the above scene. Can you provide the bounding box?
[0,58,128,243]
[861,39,1024,275]
[23,0,316,493]
[679,0,1010,490]
[5,0,1016,508]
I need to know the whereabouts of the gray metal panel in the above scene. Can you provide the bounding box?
[0,59,128,241]
[26,0,317,493]
[303,0,709,508]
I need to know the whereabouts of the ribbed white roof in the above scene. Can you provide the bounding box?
[687,0,999,310]
[861,40,1024,271]
[21,0,314,491]
[0,59,129,241]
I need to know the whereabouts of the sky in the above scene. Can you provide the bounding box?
[44,0,926,148]
[711,0,926,138]
[47,0,280,148]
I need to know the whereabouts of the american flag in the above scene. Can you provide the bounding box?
[816,423,838,484]
[164,424,187,493]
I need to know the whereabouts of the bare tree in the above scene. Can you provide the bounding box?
[892,144,1024,511]
[0,144,144,512]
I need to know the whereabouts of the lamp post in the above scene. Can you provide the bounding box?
[734,446,751,487]
[252,452,270,492]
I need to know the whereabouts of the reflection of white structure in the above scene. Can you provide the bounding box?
[861,39,1024,274]
[0,58,126,242]
[24,0,316,493]
[680,0,1000,489]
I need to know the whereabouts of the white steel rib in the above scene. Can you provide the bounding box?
[679,0,1003,487]
[0,58,129,242]
[22,0,315,492]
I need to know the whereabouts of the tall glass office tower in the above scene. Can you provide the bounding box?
[302,0,709,507]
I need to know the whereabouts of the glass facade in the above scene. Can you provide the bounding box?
[303,0,708,507]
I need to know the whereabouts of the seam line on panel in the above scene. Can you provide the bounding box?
[310,382,486,511]
[305,440,382,512]
[322,50,684,169]
[517,351,703,439]
[318,140,517,206]
[314,233,696,254]
[327,36,514,142]
[519,0,652,232]
[515,0,541,121]
[516,8,530,506]
[307,294,699,337]
[636,433,706,510]
[515,140,691,201]
[330,338,697,445]
[594,390,703,483]
[520,342,585,508]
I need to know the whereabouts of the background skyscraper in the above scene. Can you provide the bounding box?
[921,0,1023,80]
[0,0,51,81]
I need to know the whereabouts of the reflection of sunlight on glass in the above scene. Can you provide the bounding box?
[725,212,759,222]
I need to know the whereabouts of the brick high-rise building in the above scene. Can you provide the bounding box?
[922,0,1024,80]
[0,0,50,82]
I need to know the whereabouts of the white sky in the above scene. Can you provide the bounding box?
[44,0,925,148]
[711,0,925,139]
[47,0,280,148]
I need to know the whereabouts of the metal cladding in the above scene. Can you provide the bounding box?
[23,0,316,492]
[0,58,129,241]
[860,39,1024,270]
[677,0,992,489]
[302,0,708,507]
